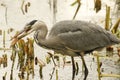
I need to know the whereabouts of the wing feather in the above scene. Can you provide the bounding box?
[49,20,119,52]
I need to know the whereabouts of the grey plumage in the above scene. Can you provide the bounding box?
[12,20,120,80]
[49,20,120,53]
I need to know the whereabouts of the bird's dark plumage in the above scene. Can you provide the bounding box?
[28,20,37,25]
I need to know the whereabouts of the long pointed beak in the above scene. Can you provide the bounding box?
[11,29,25,40]
[16,29,34,40]
[10,27,34,46]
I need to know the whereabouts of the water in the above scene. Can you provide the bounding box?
[0,0,120,80]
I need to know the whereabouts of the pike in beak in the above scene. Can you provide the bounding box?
[10,25,34,46]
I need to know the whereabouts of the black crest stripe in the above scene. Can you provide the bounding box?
[29,20,37,25]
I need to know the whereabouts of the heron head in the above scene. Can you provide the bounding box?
[11,20,46,46]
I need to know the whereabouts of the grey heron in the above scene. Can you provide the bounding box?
[11,20,120,80]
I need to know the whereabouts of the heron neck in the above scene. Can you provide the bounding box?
[34,26,48,45]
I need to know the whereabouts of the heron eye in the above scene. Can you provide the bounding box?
[24,25,32,32]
